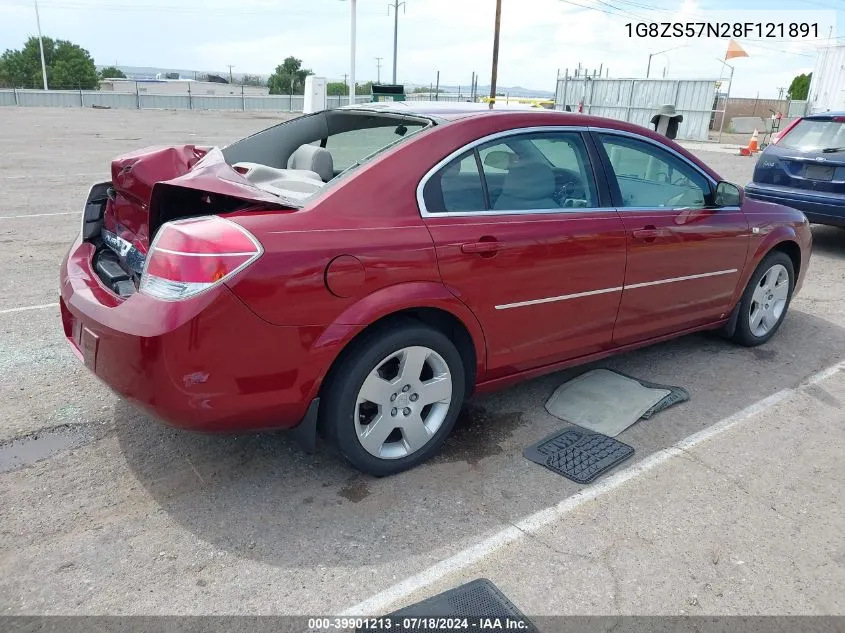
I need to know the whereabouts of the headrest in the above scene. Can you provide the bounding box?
[500,161,556,200]
[483,150,514,171]
[287,145,334,182]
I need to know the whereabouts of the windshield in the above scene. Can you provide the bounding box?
[779,119,845,152]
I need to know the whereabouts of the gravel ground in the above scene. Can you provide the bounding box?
[0,107,843,617]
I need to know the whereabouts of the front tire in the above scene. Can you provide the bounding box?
[731,251,794,347]
[320,320,466,476]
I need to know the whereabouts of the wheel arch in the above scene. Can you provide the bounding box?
[769,239,802,280]
[725,236,802,337]
[310,281,487,403]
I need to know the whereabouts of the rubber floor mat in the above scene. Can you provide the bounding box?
[522,426,591,465]
[524,427,634,484]
[636,380,690,420]
[545,368,689,436]
[373,579,537,632]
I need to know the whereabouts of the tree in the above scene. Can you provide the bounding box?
[788,72,812,101]
[267,56,312,95]
[355,81,373,95]
[99,66,125,79]
[327,81,348,96]
[239,74,265,87]
[0,36,98,89]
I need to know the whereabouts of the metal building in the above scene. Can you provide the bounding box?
[807,44,845,114]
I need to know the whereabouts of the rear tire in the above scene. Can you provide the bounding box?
[320,320,466,476]
[731,251,794,347]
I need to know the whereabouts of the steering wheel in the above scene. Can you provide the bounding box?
[553,178,587,207]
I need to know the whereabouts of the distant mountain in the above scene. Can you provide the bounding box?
[405,82,555,98]
[98,65,264,82]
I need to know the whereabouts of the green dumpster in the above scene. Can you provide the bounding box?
[371,84,406,102]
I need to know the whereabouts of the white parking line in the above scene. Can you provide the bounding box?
[0,212,76,219]
[342,359,845,617]
[0,303,59,315]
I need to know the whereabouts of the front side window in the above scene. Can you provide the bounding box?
[599,134,709,208]
[422,131,597,214]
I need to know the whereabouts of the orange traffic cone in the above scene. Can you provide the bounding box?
[747,129,759,153]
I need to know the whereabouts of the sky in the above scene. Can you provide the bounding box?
[1,0,843,98]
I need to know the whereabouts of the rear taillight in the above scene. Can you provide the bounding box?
[140,216,262,301]
[771,117,802,144]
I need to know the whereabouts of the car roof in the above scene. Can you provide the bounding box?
[337,100,555,121]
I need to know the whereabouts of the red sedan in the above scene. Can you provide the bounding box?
[60,103,811,475]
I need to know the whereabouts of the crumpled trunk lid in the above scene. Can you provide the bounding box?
[104,144,293,252]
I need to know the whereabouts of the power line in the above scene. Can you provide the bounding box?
[792,0,841,9]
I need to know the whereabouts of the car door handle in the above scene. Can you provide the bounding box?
[632,226,661,241]
[461,241,502,254]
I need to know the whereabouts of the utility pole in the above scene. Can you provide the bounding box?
[488,0,502,108]
[375,57,383,84]
[350,0,357,104]
[34,0,48,90]
[776,86,785,101]
[227,65,235,84]
[388,0,405,84]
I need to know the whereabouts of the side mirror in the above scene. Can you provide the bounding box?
[714,181,742,207]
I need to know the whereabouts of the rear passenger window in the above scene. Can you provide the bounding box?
[422,152,486,213]
[421,131,598,214]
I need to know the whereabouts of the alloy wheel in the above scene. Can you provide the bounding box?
[354,346,453,459]
[748,263,790,338]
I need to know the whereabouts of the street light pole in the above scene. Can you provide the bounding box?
[646,45,687,79]
[34,0,48,90]
[375,57,382,84]
[488,0,502,109]
[715,57,735,143]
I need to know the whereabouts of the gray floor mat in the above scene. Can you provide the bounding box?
[545,368,671,437]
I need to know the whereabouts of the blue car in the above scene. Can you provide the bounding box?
[745,112,845,227]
